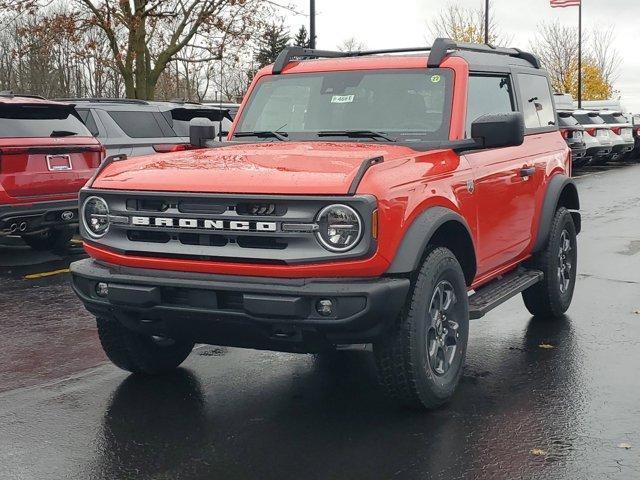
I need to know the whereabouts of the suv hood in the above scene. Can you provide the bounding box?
[92,142,421,195]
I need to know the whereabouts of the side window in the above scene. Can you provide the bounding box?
[466,75,515,137]
[518,74,556,129]
[107,111,177,138]
[76,109,99,137]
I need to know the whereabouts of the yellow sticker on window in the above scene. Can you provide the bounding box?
[430,75,441,83]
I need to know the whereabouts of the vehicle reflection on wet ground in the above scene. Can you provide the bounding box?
[0,163,639,480]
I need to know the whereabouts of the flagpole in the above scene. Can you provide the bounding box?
[484,0,490,44]
[577,1,582,108]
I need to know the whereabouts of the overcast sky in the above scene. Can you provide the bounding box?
[282,0,640,112]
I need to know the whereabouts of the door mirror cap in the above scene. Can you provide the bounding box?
[189,118,216,147]
[470,112,525,149]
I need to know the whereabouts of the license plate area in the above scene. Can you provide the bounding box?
[46,154,72,171]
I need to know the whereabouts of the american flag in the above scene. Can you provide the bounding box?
[550,0,581,7]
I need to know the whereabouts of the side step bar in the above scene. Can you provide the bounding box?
[468,269,543,319]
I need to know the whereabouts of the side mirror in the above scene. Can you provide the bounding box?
[189,118,215,147]
[470,112,525,149]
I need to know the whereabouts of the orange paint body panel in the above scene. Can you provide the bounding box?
[82,53,571,288]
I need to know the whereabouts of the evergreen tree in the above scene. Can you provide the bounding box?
[255,23,290,68]
[293,25,310,48]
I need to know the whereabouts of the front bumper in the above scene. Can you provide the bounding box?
[0,199,79,236]
[70,258,411,353]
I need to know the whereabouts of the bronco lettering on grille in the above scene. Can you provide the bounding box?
[130,216,277,232]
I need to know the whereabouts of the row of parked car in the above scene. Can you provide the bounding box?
[554,94,640,168]
[0,91,237,251]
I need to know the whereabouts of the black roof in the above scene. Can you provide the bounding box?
[272,37,541,74]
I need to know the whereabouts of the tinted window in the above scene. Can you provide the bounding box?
[107,111,177,138]
[557,114,579,127]
[466,75,515,136]
[235,69,453,142]
[518,74,556,129]
[0,105,92,138]
[599,113,628,124]
[573,113,604,125]
[77,108,99,136]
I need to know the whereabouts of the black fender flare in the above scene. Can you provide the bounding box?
[533,174,581,252]
[386,206,476,282]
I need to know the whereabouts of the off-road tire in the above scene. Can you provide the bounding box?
[21,227,74,252]
[97,317,194,374]
[373,247,469,409]
[522,207,577,318]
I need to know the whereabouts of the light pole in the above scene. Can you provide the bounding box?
[309,0,316,49]
[484,0,489,44]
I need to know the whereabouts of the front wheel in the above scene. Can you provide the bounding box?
[374,247,469,409]
[97,317,194,375]
[522,207,577,318]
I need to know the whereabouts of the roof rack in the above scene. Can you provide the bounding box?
[272,37,541,74]
[0,90,47,100]
[54,97,149,105]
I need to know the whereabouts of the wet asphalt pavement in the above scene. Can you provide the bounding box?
[1,164,639,480]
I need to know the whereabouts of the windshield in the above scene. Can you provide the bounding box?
[0,105,92,138]
[234,68,453,142]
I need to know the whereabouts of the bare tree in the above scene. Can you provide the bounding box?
[590,26,622,85]
[530,21,618,100]
[427,3,511,46]
[530,21,581,94]
[337,37,367,53]
[1,0,272,99]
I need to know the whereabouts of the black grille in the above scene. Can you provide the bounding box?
[83,190,376,265]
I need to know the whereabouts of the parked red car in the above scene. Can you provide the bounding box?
[0,92,103,250]
[71,39,580,409]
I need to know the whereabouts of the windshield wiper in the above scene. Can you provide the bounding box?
[50,130,77,137]
[233,130,289,142]
[318,130,397,142]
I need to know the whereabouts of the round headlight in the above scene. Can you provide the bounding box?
[82,196,110,238]
[315,204,363,252]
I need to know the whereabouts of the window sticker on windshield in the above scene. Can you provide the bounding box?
[430,75,441,84]
[331,95,355,104]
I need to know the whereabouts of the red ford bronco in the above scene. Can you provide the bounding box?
[71,39,580,409]
[0,93,103,250]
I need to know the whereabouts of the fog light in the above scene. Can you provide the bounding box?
[95,282,109,297]
[316,299,334,317]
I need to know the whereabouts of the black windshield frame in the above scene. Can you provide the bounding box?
[233,68,454,144]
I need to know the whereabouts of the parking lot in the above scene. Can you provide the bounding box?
[0,162,638,480]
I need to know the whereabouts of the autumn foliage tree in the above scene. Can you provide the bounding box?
[531,21,620,101]
[1,0,270,100]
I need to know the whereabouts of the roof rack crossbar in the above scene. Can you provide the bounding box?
[272,37,541,74]
[54,97,149,105]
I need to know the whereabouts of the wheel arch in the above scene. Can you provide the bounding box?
[533,174,581,253]
[386,206,477,286]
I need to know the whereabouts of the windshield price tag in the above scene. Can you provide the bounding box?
[331,95,355,104]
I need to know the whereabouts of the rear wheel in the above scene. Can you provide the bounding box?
[21,226,74,252]
[97,317,194,375]
[522,207,577,318]
[373,247,469,409]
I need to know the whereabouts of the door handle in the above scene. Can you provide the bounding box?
[520,166,536,177]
